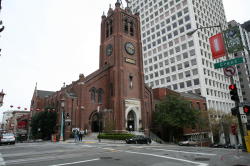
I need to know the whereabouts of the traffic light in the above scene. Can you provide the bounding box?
[229,84,239,102]
[231,107,238,116]
[231,125,237,135]
[243,105,250,115]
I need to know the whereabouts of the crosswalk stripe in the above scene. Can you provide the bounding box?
[0,153,6,166]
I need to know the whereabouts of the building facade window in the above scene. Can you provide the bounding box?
[89,87,96,102]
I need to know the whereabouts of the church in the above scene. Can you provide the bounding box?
[30,1,153,140]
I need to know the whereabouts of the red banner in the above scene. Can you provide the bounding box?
[209,33,226,59]
[17,121,27,128]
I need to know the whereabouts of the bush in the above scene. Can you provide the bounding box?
[97,133,134,140]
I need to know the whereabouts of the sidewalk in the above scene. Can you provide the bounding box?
[64,138,126,144]
[61,133,160,145]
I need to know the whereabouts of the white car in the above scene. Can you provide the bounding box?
[178,139,198,146]
[0,133,16,145]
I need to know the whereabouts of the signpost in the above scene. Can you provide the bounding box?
[224,66,236,77]
[214,57,244,69]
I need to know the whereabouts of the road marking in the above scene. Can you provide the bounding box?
[83,141,96,143]
[102,148,118,152]
[48,158,100,166]
[0,153,6,166]
[123,150,208,166]
[150,148,216,156]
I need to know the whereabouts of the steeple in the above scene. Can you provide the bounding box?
[102,11,106,20]
[107,4,113,16]
[115,0,121,8]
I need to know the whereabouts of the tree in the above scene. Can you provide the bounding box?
[30,107,57,140]
[207,109,237,144]
[154,94,199,142]
[195,110,211,146]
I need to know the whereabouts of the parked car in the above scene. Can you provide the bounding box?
[178,139,198,146]
[209,143,235,148]
[223,144,235,149]
[125,135,151,144]
[0,133,16,145]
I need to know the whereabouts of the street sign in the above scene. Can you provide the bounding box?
[224,66,236,77]
[241,114,248,123]
[214,57,244,69]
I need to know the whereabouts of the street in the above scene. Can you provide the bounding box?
[0,141,250,166]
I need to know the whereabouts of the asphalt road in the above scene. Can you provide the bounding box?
[0,141,250,166]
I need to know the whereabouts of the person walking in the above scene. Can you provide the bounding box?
[79,129,83,142]
[73,129,79,142]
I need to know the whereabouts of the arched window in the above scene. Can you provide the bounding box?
[123,17,135,36]
[129,74,133,89]
[97,88,104,104]
[109,20,113,35]
[89,87,96,102]
[106,19,113,38]
[130,21,134,36]
[124,19,128,34]
[106,22,109,38]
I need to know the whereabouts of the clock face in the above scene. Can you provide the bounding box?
[106,44,113,56]
[125,42,135,55]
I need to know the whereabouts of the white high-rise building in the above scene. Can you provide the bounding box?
[129,0,243,113]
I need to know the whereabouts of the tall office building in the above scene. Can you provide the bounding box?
[129,0,243,113]
[228,20,250,103]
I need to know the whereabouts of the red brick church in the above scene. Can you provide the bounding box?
[30,1,153,139]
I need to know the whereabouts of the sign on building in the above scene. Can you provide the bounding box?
[209,33,226,59]
[224,26,244,53]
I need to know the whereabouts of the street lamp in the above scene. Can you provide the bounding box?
[187,24,227,144]
[97,106,102,142]
[0,89,5,107]
[59,97,65,141]
[187,24,248,150]
[186,24,221,36]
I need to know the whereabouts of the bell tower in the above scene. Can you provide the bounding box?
[99,1,145,131]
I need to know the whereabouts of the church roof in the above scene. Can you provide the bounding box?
[180,92,205,100]
[37,90,55,98]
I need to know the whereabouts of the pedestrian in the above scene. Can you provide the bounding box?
[73,129,79,142]
[85,129,88,136]
[79,129,83,142]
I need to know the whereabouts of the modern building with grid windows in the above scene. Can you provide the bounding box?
[129,0,243,113]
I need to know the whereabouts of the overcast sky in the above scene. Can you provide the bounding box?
[0,0,249,121]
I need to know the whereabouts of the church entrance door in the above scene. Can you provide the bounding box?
[127,110,136,131]
[91,113,102,132]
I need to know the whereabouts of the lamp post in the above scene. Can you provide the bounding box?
[186,25,221,36]
[187,24,227,144]
[97,106,101,142]
[0,89,5,107]
[187,24,248,150]
[59,97,65,141]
